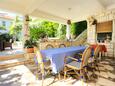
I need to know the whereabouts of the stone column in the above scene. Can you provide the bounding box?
[22,15,30,47]
[87,17,97,44]
[66,20,71,40]
[112,20,115,42]
[112,20,115,58]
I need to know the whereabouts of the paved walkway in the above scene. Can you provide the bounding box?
[0,57,115,86]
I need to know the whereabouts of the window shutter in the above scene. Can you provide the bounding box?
[96,21,112,33]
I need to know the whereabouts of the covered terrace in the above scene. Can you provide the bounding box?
[0,0,115,86]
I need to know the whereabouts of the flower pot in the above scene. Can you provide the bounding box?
[26,48,34,53]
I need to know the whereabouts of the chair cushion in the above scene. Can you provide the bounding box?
[67,61,81,69]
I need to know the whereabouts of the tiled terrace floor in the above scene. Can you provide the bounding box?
[0,57,115,86]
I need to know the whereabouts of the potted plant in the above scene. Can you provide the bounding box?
[24,38,37,53]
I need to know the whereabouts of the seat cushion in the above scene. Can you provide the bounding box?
[67,61,81,69]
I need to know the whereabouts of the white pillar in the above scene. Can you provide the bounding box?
[22,15,29,47]
[87,17,96,44]
[66,20,71,40]
[112,20,115,58]
[112,20,115,42]
[66,24,70,40]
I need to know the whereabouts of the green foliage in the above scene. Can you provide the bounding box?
[41,21,59,37]
[9,16,22,41]
[30,27,47,40]
[0,34,4,41]
[0,33,13,42]
[9,16,67,41]
[71,21,87,37]
[59,25,66,39]
[24,38,37,48]
[29,19,59,40]
[10,23,22,35]
[0,25,6,30]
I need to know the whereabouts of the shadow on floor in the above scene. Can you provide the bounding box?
[0,69,22,86]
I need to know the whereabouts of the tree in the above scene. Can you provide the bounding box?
[9,16,22,41]
[9,16,66,41]
[59,24,66,39]
[0,25,6,30]
[71,21,87,38]
[41,21,59,37]
[29,19,60,40]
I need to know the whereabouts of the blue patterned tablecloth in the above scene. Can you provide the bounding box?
[40,46,86,73]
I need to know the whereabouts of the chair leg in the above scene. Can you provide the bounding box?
[80,69,83,79]
[42,74,44,86]
[96,64,100,73]
[94,61,100,72]
[35,72,39,80]
[40,63,45,86]
[64,66,67,79]
[80,70,84,86]
[58,73,61,80]
[84,67,90,81]
[35,66,41,80]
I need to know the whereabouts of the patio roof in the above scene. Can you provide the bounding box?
[0,0,115,23]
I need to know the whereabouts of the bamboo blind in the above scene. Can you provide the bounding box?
[96,21,112,33]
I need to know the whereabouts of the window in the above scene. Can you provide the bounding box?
[97,32,112,43]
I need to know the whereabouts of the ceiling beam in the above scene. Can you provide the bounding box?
[30,10,67,24]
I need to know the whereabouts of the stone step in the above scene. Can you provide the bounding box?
[0,58,26,64]
[0,58,34,69]
[0,54,25,61]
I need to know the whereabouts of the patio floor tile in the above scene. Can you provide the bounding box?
[0,57,115,86]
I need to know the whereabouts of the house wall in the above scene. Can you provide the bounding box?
[87,11,115,57]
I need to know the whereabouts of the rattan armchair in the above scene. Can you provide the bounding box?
[35,50,51,86]
[59,44,66,48]
[64,47,91,81]
[92,45,101,72]
[45,44,54,49]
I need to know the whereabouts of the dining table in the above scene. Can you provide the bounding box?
[90,44,107,52]
[40,46,86,74]
[90,44,107,58]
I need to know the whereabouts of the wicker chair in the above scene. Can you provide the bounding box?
[59,44,66,48]
[64,47,91,80]
[35,50,51,86]
[92,45,101,72]
[45,44,54,49]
